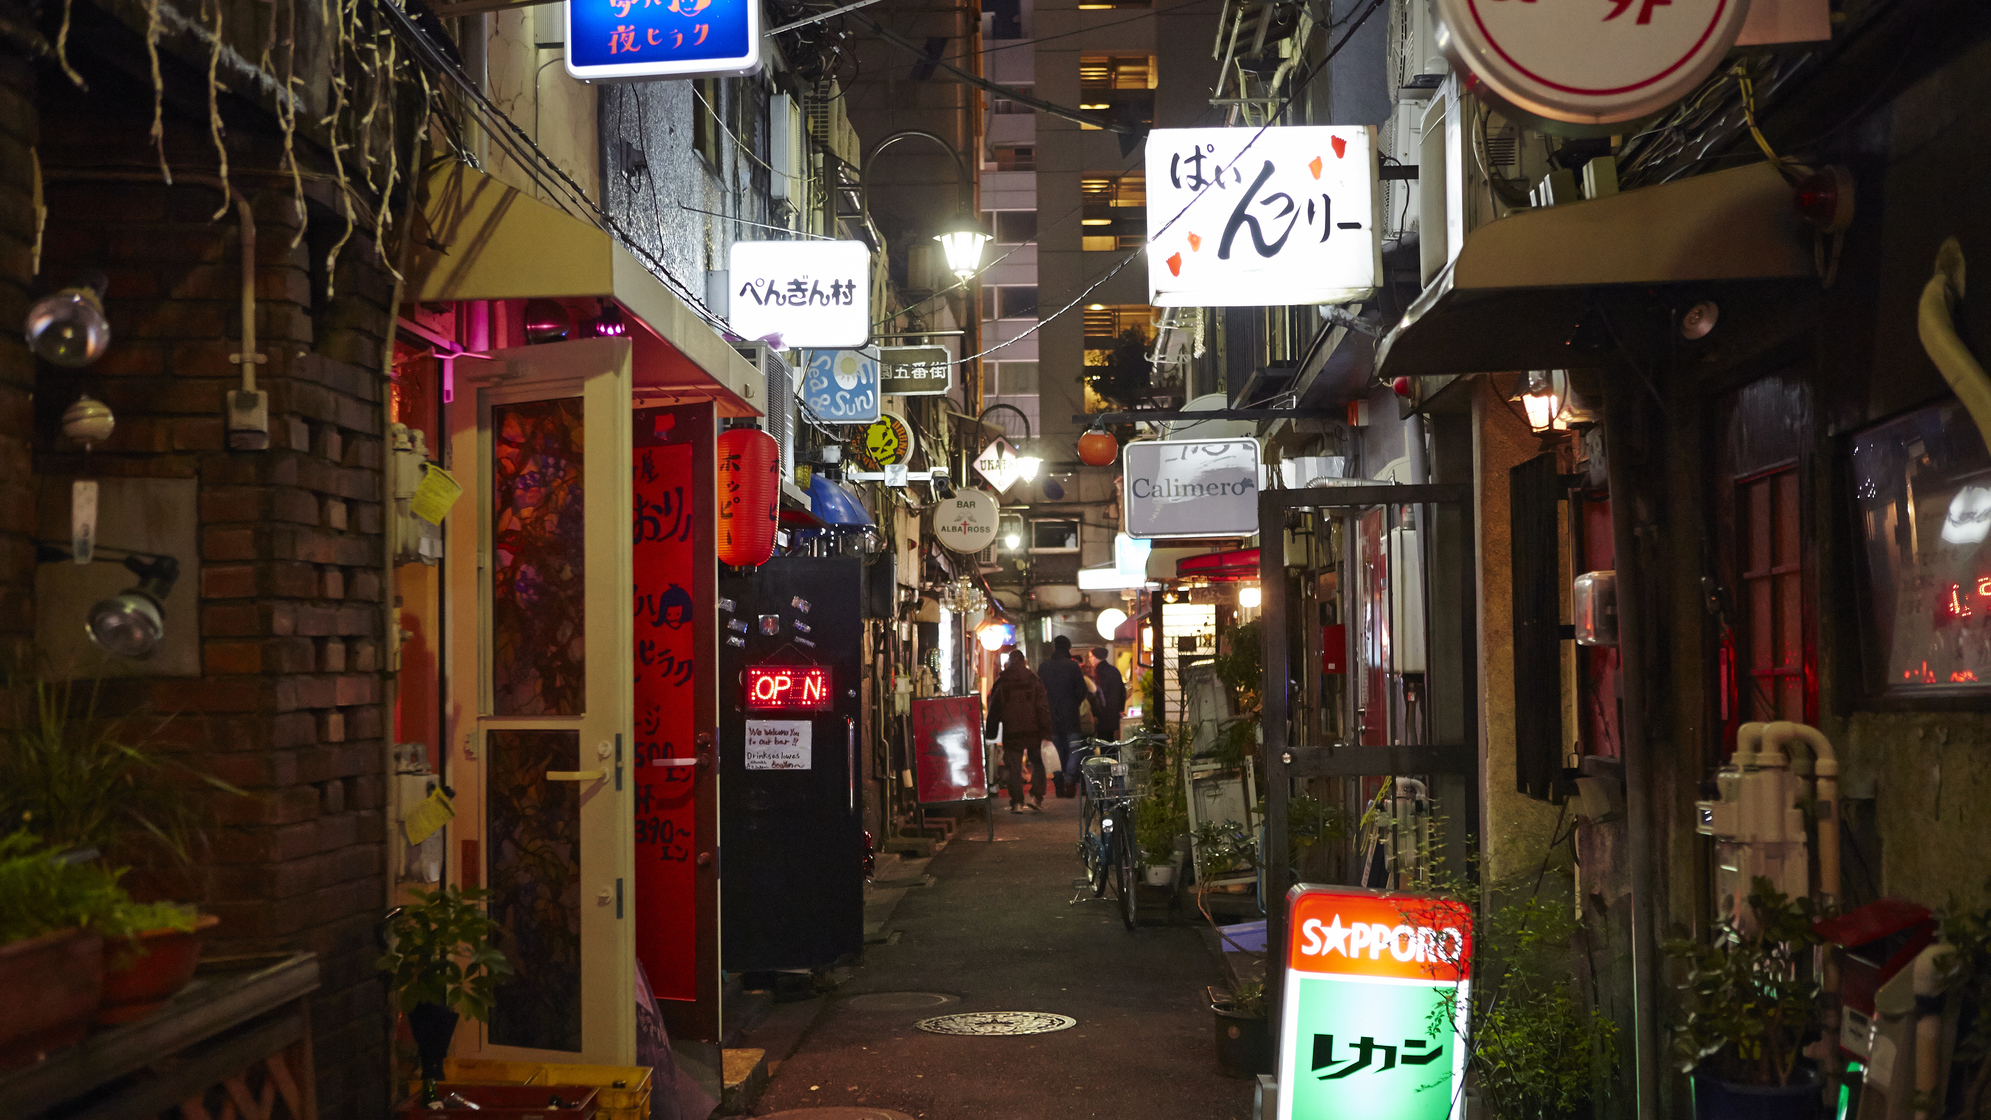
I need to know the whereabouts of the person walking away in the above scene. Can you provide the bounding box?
[1038,635,1090,798]
[984,648,1054,812]
[1087,646,1126,741]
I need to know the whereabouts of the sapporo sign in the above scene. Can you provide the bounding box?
[1278,885,1473,1120]
[1433,0,1752,128]
[1145,126,1380,308]
[565,0,760,82]
[879,346,952,396]
[1121,438,1259,539]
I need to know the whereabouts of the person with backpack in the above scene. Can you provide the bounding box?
[984,647,1054,812]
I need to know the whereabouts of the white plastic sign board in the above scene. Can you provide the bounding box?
[1433,0,1752,127]
[1278,885,1473,1120]
[1145,126,1380,308]
[933,489,999,553]
[799,350,881,425]
[728,240,871,350]
[1121,438,1261,539]
[565,0,760,81]
[744,720,811,770]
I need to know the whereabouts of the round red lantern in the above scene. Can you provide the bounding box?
[717,426,780,567]
[1076,428,1118,467]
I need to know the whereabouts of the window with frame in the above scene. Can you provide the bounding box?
[1736,465,1809,723]
[981,210,1038,245]
[1079,55,1156,130]
[1080,173,1145,251]
[992,145,1035,171]
[1031,519,1081,552]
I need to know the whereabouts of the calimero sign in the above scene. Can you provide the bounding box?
[1278,885,1473,1120]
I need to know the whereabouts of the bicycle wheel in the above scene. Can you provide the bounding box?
[1082,799,1109,896]
[1116,806,1139,930]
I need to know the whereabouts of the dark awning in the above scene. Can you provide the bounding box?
[1176,547,1260,582]
[1374,162,1814,380]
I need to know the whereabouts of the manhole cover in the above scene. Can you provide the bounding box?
[914,1011,1077,1036]
[845,991,957,1011]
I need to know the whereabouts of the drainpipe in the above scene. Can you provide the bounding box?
[1603,380,1662,1120]
[462,16,491,168]
[1918,237,1991,453]
[47,171,265,445]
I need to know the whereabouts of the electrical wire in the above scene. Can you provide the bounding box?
[944,0,1390,369]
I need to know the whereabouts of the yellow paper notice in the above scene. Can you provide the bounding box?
[409,464,462,525]
[403,787,455,846]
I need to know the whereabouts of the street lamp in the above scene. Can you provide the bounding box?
[934,213,993,281]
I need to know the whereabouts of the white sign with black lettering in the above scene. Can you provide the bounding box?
[744,720,812,770]
[1121,438,1261,539]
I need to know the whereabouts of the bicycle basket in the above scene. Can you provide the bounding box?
[1082,756,1131,798]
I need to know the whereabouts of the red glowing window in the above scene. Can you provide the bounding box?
[744,665,833,711]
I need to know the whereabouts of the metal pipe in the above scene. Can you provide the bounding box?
[1258,487,1293,1036]
[1603,380,1662,1120]
[1918,237,1991,453]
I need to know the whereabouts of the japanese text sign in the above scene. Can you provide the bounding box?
[744,665,833,711]
[879,346,953,396]
[1434,0,1750,127]
[565,0,759,81]
[800,350,881,425]
[1278,885,1473,1120]
[910,695,987,804]
[729,240,872,350]
[1121,438,1260,539]
[1145,126,1380,308]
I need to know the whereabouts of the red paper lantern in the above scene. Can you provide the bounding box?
[1076,428,1119,467]
[717,426,780,567]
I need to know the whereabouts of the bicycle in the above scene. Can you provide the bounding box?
[1073,733,1157,931]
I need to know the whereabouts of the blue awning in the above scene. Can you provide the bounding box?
[807,474,874,528]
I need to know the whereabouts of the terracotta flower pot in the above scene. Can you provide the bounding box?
[96,913,220,1026]
[0,928,104,1068]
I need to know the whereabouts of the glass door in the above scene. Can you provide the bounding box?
[445,337,635,1064]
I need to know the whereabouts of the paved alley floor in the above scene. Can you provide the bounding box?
[747,793,1256,1120]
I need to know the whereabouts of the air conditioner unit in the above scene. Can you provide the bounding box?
[770,94,805,202]
[1389,0,1446,99]
[732,343,798,479]
[806,80,862,169]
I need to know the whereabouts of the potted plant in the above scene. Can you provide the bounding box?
[377,885,513,1098]
[1666,879,1826,1120]
[1209,979,1271,1078]
[0,831,128,1066]
[1930,888,1991,1119]
[96,899,218,1025]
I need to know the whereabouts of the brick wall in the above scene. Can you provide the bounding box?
[30,59,396,1120]
[0,32,36,687]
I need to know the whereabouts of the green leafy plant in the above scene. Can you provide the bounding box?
[0,678,240,867]
[0,830,131,945]
[1223,979,1267,1019]
[1665,878,1822,1088]
[103,899,199,939]
[1932,885,1991,1119]
[1135,728,1190,867]
[377,885,514,1021]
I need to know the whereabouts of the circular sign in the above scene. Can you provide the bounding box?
[1434,0,1751,129]
[932,488,999,553]
[858,411,916,469]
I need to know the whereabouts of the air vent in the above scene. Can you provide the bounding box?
[734,343,797,479]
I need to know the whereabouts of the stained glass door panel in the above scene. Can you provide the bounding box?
[445,337,636,1066]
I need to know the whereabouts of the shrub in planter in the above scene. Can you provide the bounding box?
[1666,879,1825,1119]
[97,900,214,1025]
[0,832,128,1065]
[377,885,513,1099]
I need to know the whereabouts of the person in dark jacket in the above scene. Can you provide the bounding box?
[1087,646,1127,741]
[984,648,1054,811]
[1037,635,1090,797]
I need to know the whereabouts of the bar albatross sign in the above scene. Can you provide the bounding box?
[1278,885,1473,1120]
[1121,438,1260,539]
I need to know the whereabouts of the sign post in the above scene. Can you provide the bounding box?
[1276,885,1473,1120]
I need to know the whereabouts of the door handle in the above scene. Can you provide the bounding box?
[546,770,606,782]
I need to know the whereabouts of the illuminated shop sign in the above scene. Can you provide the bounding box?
[1121,438,1260,539]
[1145,126,1380,308]
[1278,885,1473,1120]
[565,0,761,81]
[743,665,833,711]
[728,240,872,351]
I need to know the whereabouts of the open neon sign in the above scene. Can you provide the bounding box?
[744,665,832,711]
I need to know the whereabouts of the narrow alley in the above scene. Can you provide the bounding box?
[740,797,1252,1120]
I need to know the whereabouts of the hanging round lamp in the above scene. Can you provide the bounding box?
[717,426,780,567]
[1076,426,1118,467]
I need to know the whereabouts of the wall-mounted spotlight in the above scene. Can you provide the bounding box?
[36,544,180,658]
[26,273,112,367]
